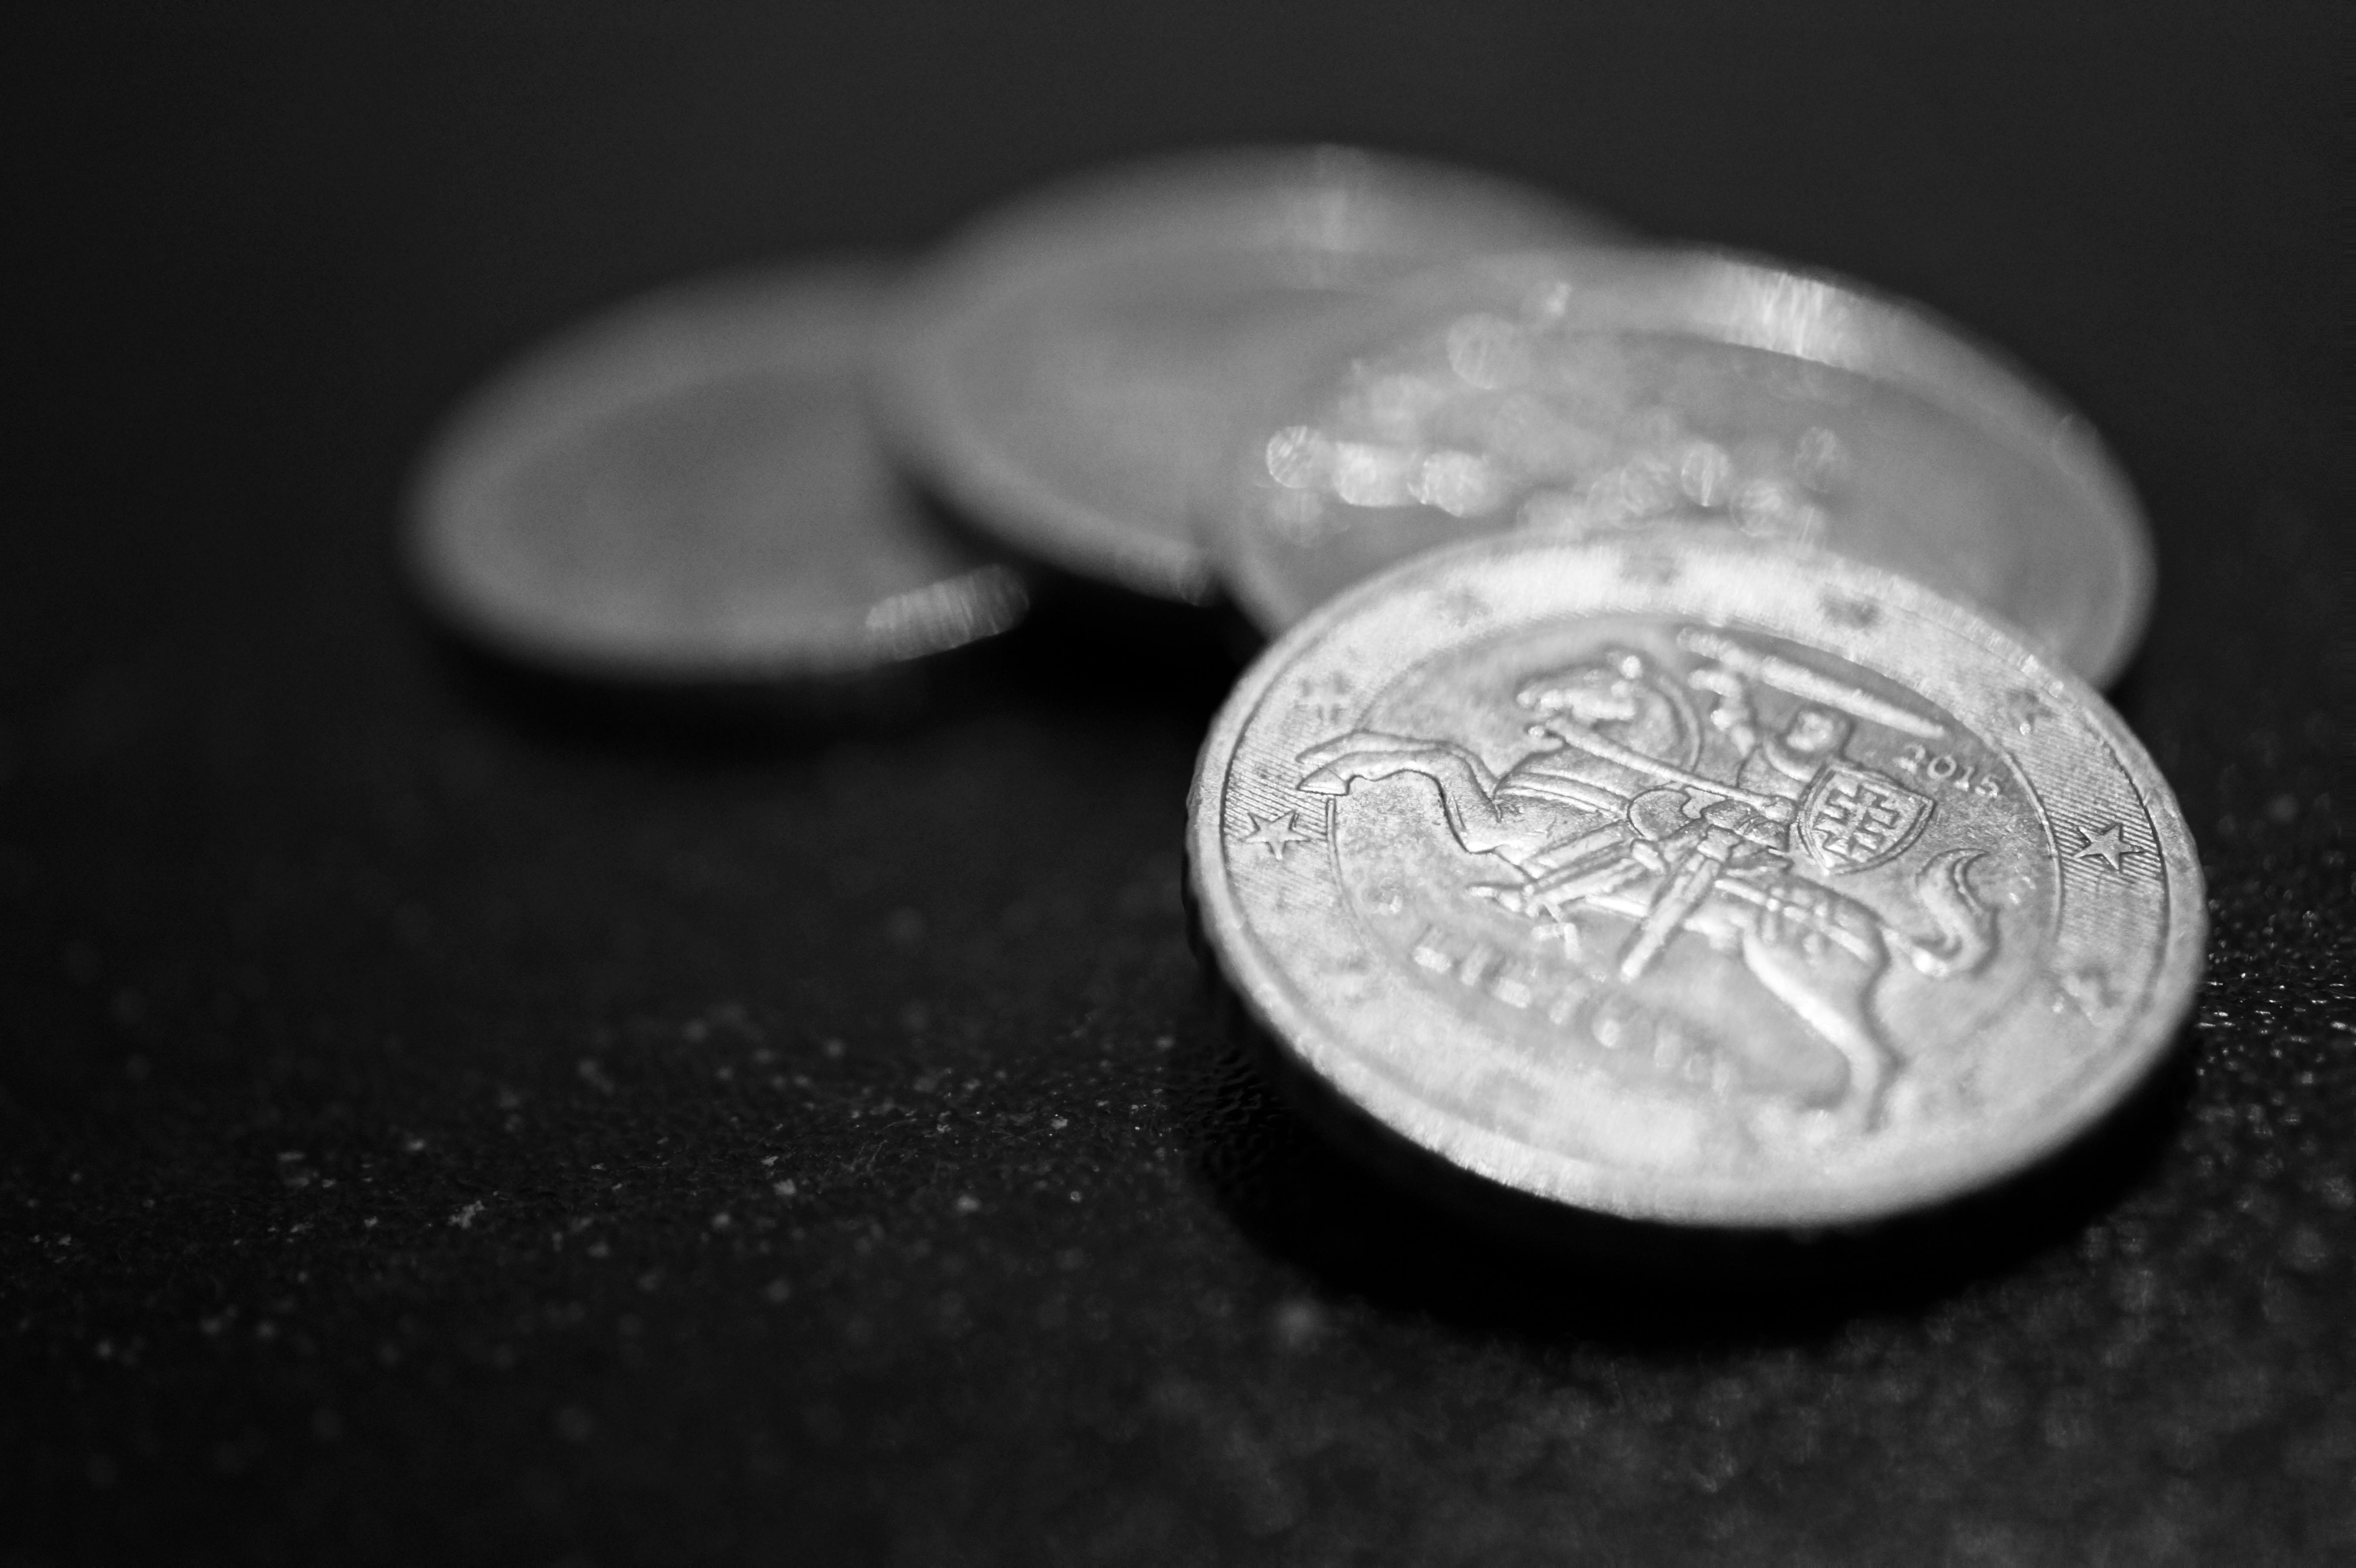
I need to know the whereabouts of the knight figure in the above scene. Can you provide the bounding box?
[1296,640,1995,1129]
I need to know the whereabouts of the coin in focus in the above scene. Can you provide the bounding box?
[1189,528,2201,1226]
[1212,247,2153,685]
[870,146,1626,603]
[407,262,1027,684]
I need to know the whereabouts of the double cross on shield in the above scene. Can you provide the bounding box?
[1796,763,1935,875]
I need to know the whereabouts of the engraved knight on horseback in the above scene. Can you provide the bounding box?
[1297,631,1995,1129]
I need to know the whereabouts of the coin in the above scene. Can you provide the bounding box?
[1188,528,2201,1227]
[1212,247,2153,685]
[870,146,1625,602]
[407,262,1027,683]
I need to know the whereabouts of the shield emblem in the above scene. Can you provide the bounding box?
[1797,762,1932,875]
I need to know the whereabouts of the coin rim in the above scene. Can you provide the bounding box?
[1188,529,2203,1228]
[1207,244,2155,686]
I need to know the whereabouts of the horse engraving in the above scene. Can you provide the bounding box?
[1298,642,1995,1129]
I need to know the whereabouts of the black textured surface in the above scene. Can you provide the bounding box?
[4,6,2350,1564]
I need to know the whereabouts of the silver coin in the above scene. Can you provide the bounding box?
[1189,529,2201,1227]
[1212,247,2153,685]
[870,147,1626,602]
[407,262,1027,682]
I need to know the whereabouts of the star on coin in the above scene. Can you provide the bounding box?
[2068,822,2134,874]
[1237,810,1316,858]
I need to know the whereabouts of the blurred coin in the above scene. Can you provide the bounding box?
[1189,528,2200,1226]
[870,146,1625,602]
[407,263,1026,685]
[1212,248,2153,684]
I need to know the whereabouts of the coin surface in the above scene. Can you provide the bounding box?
[1212,247,2153,684]
[408,263,1027,683]
[1189,529,2201,1226]
[870,147,1624,602]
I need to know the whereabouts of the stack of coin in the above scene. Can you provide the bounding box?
[408,146,1616,683]
[408,143,2200,1230]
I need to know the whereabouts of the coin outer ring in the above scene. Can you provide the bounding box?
[1211,245,2155,686]
[1188,530,2203,1228]
[407,259,1025,683]
[870,146,1624,603]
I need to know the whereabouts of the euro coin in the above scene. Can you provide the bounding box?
[1188,528,2201,1226]
[407,262,1026,684]
[1212,247,2153,684]
[871,146,1625,602]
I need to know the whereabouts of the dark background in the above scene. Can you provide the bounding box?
[4,4,2349,1563]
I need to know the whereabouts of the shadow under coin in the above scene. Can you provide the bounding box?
[413,606,991,763]
[898,481,1251,730]
[1165,943,2194,1353]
